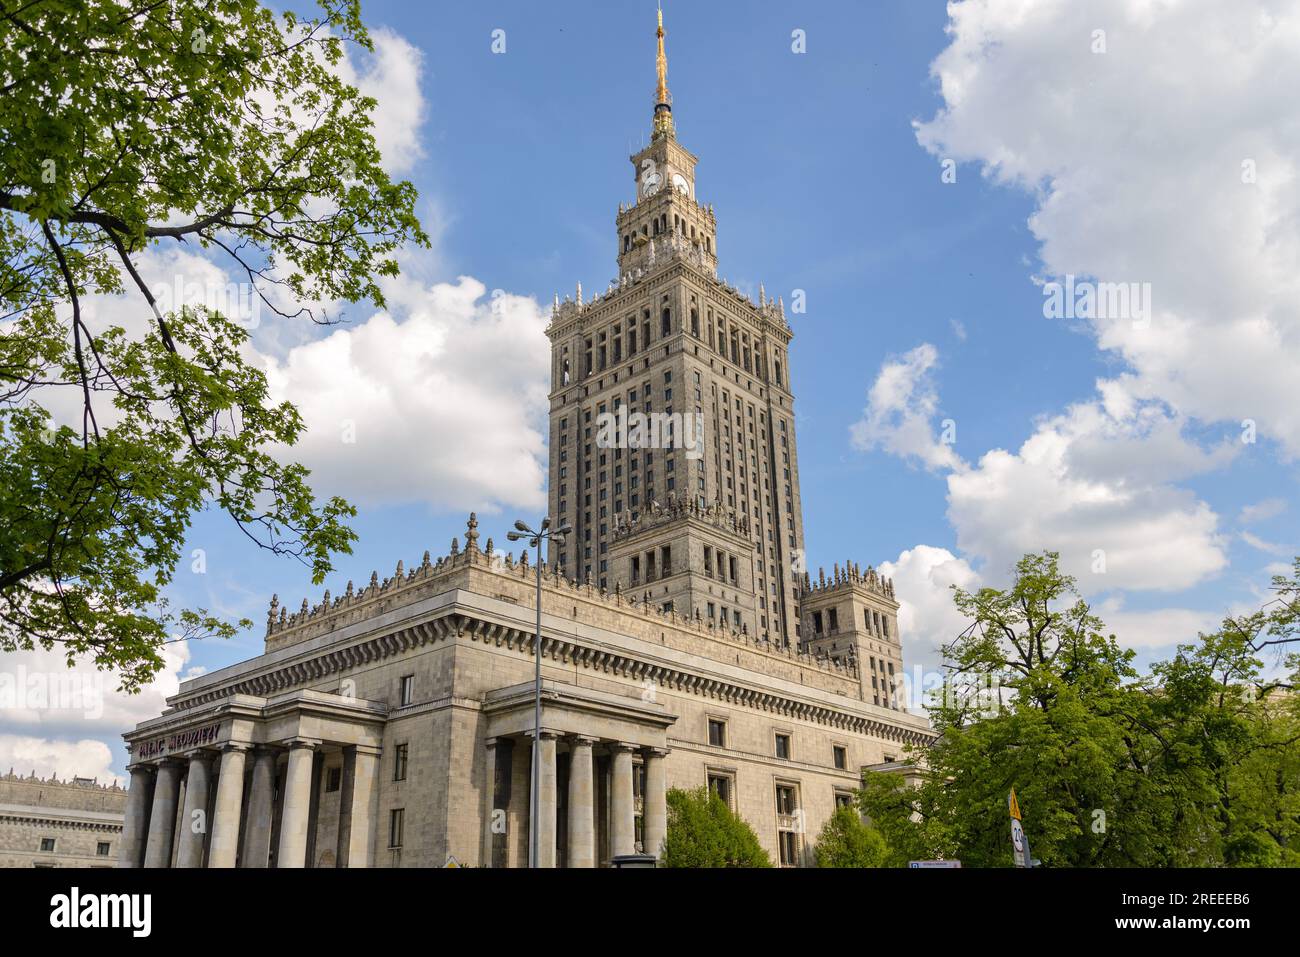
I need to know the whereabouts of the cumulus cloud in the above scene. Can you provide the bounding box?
[264,275,550,512]
[0,736,119,783]
[1093,598,1224,652]
[915,0,1300,457]
[849,343,964,472]
[946,398,1231,591]
[880,545,981,682]
[850,1,1300,601]
[339,26,426,176]
[851,342,1230,592]
[0,642,197,782]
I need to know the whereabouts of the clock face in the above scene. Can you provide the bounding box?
[672,173,691,196]
[641,171,662,196]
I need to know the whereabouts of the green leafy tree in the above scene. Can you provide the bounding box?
[660,787,771,868]
[0,0,427,689]
[814,805,889,868]
[861,551,1300,867]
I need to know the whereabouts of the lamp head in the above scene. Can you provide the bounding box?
[513,520,530,533]
[506,531,523,542]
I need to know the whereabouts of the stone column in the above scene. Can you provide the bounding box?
[536,732,559,868]
[117,764,155,868]
[175,753,213,867]
[241,747,277,868]
[336,745,380,868]
[143,760,182,868]
[480,738,498,868]
[304,749,324,867]
[642,747,669,859]
[208,744,250,868]
[566,736,596,868]
[276,739,317,868]
[610,743,636,859]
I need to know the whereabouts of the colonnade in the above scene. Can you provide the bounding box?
[482,734,668,867]
[119,740,380,868]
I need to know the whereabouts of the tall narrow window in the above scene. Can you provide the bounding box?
[394,742,409,781]
[708,718,727,747]
[399,674,414,706]
[389,808,405,848]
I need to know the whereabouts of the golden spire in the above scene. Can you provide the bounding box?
[652,4,674,140]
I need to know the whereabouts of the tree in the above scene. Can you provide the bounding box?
[862,551,1300,867]
[0,0,427,689]
[814,805,889,868]
[660,787,771,868]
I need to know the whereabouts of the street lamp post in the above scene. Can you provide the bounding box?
[506,516,571,869]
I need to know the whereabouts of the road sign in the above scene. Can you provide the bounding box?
[1008,788,1022,821]
[908,860,962,868]
[1010,818,1027,867]
[444,854,462,868]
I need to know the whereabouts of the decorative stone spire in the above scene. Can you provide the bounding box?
[465,512,479,552]
[267,594,279,632]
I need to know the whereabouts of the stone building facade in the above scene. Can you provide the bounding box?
[0,771,125,868]
[116,12,933,869]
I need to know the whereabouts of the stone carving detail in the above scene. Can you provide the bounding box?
[612,494,748,541]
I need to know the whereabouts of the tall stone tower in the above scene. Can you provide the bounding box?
[546,10,808,648]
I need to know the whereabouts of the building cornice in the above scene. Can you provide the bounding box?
[167,593,933,749]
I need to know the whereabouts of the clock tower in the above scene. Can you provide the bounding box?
[618,9,718,278]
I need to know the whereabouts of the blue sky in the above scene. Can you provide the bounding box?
[7,0,1300,782]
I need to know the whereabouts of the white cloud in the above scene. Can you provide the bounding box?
[946,398,1229,591]
[1240,530,1292,557]
[264,275,550,512]
[0,736,119,784]
[915,0,1300,457]
[1240,498,1287,526]
[851,342,1230,592]
[1094,597,1223,652]
[849,343,964,472]
[880,546,981,687]
[339,27,426,177]
[0,642,196,782]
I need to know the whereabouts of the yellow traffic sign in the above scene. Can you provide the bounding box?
[1008,788,1022,821]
